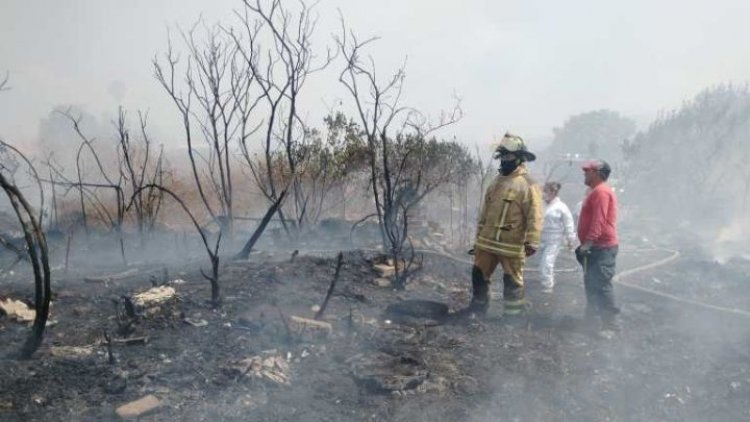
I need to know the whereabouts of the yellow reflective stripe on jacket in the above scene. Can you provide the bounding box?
[495,201,511,241]
[475,165,542,253]
[475,236,525,257]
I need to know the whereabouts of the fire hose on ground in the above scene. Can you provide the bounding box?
[270,246,750,319]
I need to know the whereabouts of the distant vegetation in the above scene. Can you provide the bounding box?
[624,85,750,228]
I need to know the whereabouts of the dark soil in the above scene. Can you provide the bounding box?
[1,239,748,421]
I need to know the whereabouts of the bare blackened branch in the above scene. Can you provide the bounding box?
[0,139,46,225]
[336,20,468,287]
[127,184,223,306]
[0,146,51,359]
[406,94,464,138]
[314,251,343,320]
[230,0,333,233]
[154,37,219,223]
[0,72,10,91]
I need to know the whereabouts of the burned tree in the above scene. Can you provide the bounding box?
[336,28,403,251]
[45,110,129,264]
[231,113,366,255]
[154,22,249,239]
[380,136,474,287]
[263,113,369,229]
[0,140,52,359]
[336,27,466,287]
[127,184,223,307]
[44,108,168,265]
[231,0,334,235]
[155,0,334,258]
[114,108,168,242]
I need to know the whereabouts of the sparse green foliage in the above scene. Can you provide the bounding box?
[245,112,370,228]
[377,134,475,277]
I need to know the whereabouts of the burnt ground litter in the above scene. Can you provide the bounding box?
[0,231,749,421]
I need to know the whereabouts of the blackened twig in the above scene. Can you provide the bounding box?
[64,233,72,273]
[277,306,292,342]
[315,252,344,320]
[103,330,116,365]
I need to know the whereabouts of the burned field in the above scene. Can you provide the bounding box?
[1,237,748,421]
[4,0,750,420]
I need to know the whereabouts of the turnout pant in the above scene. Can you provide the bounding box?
[576,245,619,323]
[472,249,527,314]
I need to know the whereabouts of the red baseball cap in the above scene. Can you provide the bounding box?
[581,159,611,176]
[581,160,600,171]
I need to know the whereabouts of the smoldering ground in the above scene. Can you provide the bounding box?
[2,1,750,420]
[1,215,748,421]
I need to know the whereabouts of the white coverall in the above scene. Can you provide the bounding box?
[538,196,577,289]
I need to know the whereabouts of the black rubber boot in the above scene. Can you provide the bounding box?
[468,266,490,316]
[601,312,621,332]
[502,274,530,317]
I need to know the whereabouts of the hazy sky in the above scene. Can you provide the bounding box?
[2,0,750,152]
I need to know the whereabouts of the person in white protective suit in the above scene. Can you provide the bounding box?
[538,182,577,292]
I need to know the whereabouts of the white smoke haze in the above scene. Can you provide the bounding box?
[1,1,750,421]
[712,218,750,263]
[3,0,750,148]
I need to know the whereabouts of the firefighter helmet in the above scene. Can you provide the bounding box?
[494,132,536,162]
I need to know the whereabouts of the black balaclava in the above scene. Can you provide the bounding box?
[499,155,521,175]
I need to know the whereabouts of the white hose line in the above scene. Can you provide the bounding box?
[282,246,750,319]
[612,250,750,318]
[418,247,750,319]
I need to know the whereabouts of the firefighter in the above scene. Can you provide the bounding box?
[538,182,577,293]
[467,132,543,317]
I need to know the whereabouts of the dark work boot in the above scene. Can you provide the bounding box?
[467,266,490,316]
[584,305,599,320]
[502,274,530,318]
[590,310,619,339]
[601,312,621,331]
[580,305,601,333]
[502,298,531,328]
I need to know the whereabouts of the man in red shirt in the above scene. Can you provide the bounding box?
[575,159,620,335]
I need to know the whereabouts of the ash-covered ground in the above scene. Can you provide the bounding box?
[0,230,748,421]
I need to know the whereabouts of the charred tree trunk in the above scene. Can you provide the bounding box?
[0,172,51,359]
[235,189,288,260]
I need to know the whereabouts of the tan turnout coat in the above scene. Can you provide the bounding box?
[474,165,543,258]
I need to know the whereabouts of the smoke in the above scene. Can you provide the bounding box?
[710,218,750,263]
[35,104,107,172]
[107,80,128,104]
